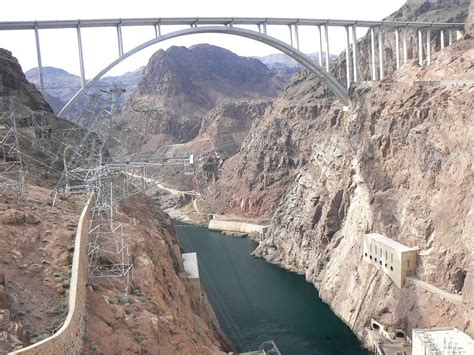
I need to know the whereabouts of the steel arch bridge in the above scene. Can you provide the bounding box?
[0,17,465,113]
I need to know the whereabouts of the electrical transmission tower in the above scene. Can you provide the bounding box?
[0,102,26,198]
[88,169,132,301]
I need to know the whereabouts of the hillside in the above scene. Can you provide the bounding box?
[25,66,143,116]
[108,44,286,157]
[198,0,473,342]
[0,48,231,353]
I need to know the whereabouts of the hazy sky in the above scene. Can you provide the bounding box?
[0,0,406,78]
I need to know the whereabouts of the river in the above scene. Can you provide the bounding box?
[175,224,369,355]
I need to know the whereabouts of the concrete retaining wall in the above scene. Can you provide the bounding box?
[208,219,267,236]
[10,196,93,355]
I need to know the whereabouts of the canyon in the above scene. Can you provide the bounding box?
[0,0,473,353]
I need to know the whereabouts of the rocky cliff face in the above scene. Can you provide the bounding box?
[468,0,474,34]
[204,0,470,218]
[1,48,231,353]
[0,49,51,113]
[83,194,231,354]
[112,44,285,154]
[204,0,473,343]
[255,38,473,339]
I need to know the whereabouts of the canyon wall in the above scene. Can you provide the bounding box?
[205,0,473,342]
[255,38,473,339]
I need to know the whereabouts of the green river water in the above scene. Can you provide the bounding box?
[175,224,369,355]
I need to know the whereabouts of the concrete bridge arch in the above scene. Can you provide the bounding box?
[58,25,349,116]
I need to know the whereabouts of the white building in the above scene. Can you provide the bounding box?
[362,233,418,288]
[412,327,474,355]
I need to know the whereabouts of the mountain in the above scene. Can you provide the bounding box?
[256,52,338,81]
[0,47,231,354]
[198,0,473,342]
[25,66,144,115]
[256,52,337,68]
[109,44,286,157]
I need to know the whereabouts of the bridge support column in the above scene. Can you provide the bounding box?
[456,30,463,41]
[395,28,400,69]
[262,23,267,35]
[403,28,408,64]
[317,26,324,67]
[294,24,300,50]
[154,23,161,37]
[324,24,330,72]
[426,29,431,65]
[440,29,445,49]
[370,27,376,80]
[345,26,351,88]
[34,24,45,94]
[418,29,423,66]
[76,25,86,88]
[117,24,124,57]
[288,24,294,47]
[378,28,384,80]
[352,25,358,82]
[448,29,453,45]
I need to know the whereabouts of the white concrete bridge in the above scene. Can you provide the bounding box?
[0,17,465,111]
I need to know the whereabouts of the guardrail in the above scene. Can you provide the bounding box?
[10,195,93,354]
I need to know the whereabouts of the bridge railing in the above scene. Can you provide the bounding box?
[10,194,93,355]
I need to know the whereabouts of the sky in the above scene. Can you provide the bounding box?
[0,0,406,78]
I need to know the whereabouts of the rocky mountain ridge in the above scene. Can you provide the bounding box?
[112,44,286,151]
[0,47,231,354]
[199,0,473,343]
[25,66,143,116]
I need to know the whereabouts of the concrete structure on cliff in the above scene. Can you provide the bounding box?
[0,17,466,112]
[412,327,474,355]
[362,233,418,288]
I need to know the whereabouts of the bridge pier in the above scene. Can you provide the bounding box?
[288,24,293,47]
[352,25,358,83]
[324,24,330,72]
[345,26,351,88]
[426,29,431,65]
[294,24,300,51]
[403,28,408,64]
[318,25,323,67]
[76,25,86,88]
[34,24,45,94]
[440,29,445,49]
[370,28,376,80]
[154,23,161,37]
[418,29,423,66]
[378,29,384,80]
[117,23,124,57]
[395,29,400,70]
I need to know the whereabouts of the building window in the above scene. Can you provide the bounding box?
[370,255,372,260]
[390,266,393,271]
[375,246,377,254]
[385,251,388,260]
[391,253,393,263]
[379,260,382,265]
[385,263,387,268]
[375,258,378,262]
[380,248,382,257]
[365,253,368,257]
[407,259,410,267]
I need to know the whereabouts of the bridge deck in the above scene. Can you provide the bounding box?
[0,17,464,31]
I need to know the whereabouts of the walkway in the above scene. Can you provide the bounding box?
[405,276,462,304]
